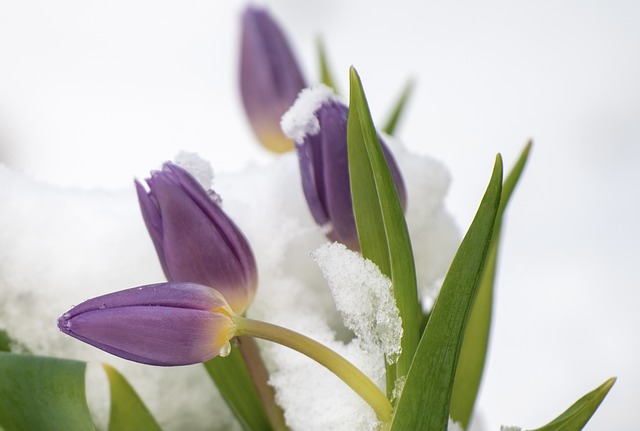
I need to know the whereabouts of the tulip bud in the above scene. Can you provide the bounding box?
[135,163,257,314]
[57,283,236,366]
[282,86,407,251]
[239,6,307,153]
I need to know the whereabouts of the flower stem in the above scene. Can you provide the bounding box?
[233,316,392,423]
[236,335,288,431]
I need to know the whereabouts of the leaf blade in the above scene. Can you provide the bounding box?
[450,141,532,427]
[203,345,273,431]
[317,37,339,94]
[104,363,163,431]
[0,352,96,431]
[347,67,420,384]
[529,377,616,431]
[391,155,503,430]
[0,330,11,352]
[382,79,414,135]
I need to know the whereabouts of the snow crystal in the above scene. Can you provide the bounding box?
[280,84,340,143]
[312,242,403,364]
[174,150,214,189]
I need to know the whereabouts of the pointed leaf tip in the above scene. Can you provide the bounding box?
[390,156,503,430]
[317,36,339,94]
[347,66,419,394]
[103,364,162,431]
[382,78,415,135]
[529,377,616,431]
[450,144,531,428]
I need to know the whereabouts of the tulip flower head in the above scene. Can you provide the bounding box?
[57,283,236,366]
[57,155,394,416]
[57,281,393,421]
[282,85,407,251]
[239,5,307,152]
[135,163,257,314]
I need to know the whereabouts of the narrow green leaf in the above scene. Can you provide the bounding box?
[317,36,339,94]
[382,79,414,135]
[529,377,616,431]
[347,67,420,385]
[391,155,503,431]
[347,77,391,276]
[450,141,532,428]
[104,364,162,431]
[203,345,272,431]
[0,352,96,431]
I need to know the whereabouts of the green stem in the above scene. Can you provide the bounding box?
[233,316,392,423]
[236,335,288,431]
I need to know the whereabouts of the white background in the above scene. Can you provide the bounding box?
[0,1,638,429]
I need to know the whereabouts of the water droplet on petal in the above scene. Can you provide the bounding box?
[219,341,231,357]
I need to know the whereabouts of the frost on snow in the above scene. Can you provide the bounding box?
[312,242,403,364]
[0,138,458,431]
[280,84,340,143]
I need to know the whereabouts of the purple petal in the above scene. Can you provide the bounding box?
[295,100,408,251]
[240,6,306,152]
[135,179,170,276]
[139,163,257,314]
[316,102,358,249]
[57,283,235,366]
[63,282,231,317]
[296,138,329,227]
[161,163,257,293]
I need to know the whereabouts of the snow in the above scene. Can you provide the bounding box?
[280,84,341,143]
[312,242,402,364]
[174,151,214,189]
[448,417,465,431]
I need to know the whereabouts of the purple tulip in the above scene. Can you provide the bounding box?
[239,6,307,153]
[284,89,407,250]
[135,163,257,314]
[57,283,236,366]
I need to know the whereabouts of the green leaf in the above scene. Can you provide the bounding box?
[203,343,273,431]
[391,155,503,431]
[104,363,162,431]
[0,330,11,352]
[317,36,339,94]
[0,352,96,431]
[347,66,420,387]
[382,79,414,135]
[0,329,30,354]
[529,377,616,431]
[450,141,532,428]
